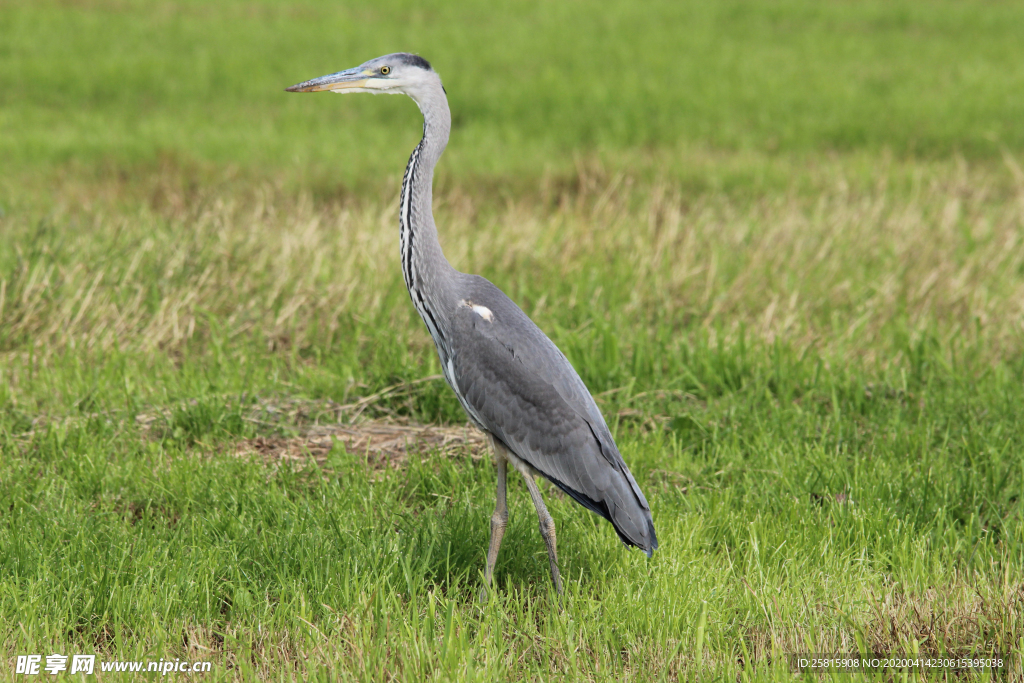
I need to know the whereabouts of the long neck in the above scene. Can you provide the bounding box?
[399,80,457,344]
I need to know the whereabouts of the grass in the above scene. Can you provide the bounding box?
[4,0,1024,194]
[3,0,1024,680]
[3,331,1023,680]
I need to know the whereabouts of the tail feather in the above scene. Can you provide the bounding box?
[544,471,658,556]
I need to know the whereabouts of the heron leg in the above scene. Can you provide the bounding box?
[515,466,563,595]
[482,436,509,597]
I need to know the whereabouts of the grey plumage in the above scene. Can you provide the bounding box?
[287,53,657,592]
[449,281,656,551]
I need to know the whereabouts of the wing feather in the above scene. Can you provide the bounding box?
[446,281,657,554]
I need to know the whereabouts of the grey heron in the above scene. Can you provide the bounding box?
[287,53,657,594]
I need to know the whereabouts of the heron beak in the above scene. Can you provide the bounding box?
[285,67,373,93]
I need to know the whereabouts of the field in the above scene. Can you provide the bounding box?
[2,0,1024,680]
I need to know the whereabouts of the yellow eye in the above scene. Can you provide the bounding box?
[380,66,391,75]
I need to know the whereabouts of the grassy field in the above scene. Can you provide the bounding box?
[3,0,1024,680]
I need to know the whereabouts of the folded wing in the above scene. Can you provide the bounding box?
[447,278,657,555]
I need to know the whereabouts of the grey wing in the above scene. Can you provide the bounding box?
[448,293,657,555]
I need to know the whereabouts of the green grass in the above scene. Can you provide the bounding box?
[3,0,1024,194]
[3,339,1022,680]
[3,0,1024,680]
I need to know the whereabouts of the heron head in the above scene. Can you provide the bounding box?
[285,53,440,101]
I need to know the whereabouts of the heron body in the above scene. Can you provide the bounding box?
[287,53,657,592]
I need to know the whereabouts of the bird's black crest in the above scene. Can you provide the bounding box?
[398,53,432,71]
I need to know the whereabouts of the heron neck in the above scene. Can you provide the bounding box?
[400,82,457,307]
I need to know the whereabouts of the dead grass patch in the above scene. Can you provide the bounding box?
[734,577,1023,670]
[234,419,489,470]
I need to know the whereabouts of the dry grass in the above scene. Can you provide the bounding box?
[234,421,488,470]
[10,380,491,465]
[3,157,1024,366]
[739,576,1024,663]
